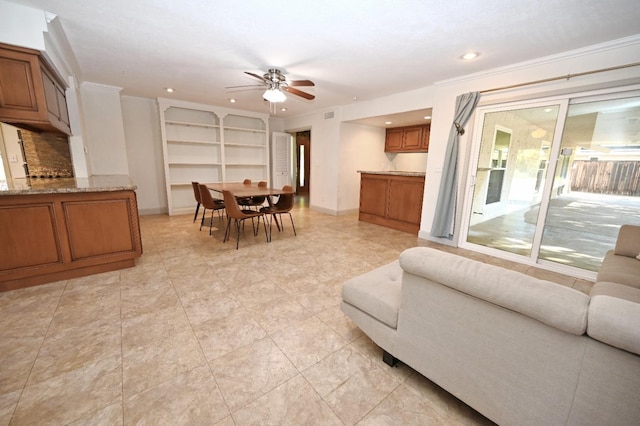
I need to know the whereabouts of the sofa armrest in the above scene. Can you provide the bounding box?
[614,225,640,258]
[588,282,640,356]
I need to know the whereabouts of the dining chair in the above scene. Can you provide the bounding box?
[222,190,268,249]
[191,181,202,223]
[238,178,254,209]
[198,184,226,235]
[259,185,296,242]
[243,180,268,210]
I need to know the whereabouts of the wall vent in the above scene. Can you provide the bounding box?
[324,111,335,120]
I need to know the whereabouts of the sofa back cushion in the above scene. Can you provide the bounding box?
[597,251,640,289]
[614,224,640,258]
[588,282,640,356]
[399,247,590,335]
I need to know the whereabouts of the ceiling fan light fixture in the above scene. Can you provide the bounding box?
[263,88,286,103]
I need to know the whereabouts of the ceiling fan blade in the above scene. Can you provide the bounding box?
[245,71,268,83]
[283,86,315,100]
[288,79,315,87]
[225,84,265,89]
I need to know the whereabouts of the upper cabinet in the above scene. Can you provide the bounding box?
[385,124,430,153]
[0,43,71,135]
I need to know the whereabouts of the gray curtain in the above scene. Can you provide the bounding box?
[430,91,480,239]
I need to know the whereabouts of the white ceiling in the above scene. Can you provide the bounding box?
[8,0,640,121]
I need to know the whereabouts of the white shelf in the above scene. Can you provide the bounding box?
[159,101,269,215]
[225,142,265,148]
[167,139,221,145]
[165,120,219,129]
[168,162,221,166]
[224,125,266,133]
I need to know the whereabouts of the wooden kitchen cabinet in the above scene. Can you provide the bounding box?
[359,172,425,234]
[0,189,142,292]
[385,124,430,153]
[0,43,71,135]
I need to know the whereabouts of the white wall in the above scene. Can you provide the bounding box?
[0,123,26,179]
[80,82,130,175]
[338,122,387,213]
[283,110,342,214]
[0,0,47,50]
[121,96,167,214]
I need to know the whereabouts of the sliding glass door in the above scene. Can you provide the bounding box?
[463,89,640,274]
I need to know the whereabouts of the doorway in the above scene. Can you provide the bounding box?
[295,131,310,196]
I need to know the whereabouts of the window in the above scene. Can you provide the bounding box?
[461,89,640,275]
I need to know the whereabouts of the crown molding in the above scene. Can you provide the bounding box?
[435,35,640,89]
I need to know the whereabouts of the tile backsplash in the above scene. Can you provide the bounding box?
[19,130,74,178]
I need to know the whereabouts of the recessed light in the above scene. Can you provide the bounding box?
[280,107,287,112]
[229,98,236,103]
[165,87,174,93]
[461,52,479,60]
[385,121,392,125]
[424,116,431,120]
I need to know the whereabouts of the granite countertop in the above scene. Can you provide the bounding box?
[357,170,426,177]
[0,175,136,195]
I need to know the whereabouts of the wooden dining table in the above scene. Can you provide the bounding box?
[206,182,293,233]
[205,182,292,198]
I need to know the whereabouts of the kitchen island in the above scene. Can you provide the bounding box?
[0,175,142,291]
[358,171,425,234]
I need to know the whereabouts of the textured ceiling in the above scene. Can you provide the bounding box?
[8,0,640,120]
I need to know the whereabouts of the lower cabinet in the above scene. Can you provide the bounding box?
[0,190,142,291]
[359,173,425,234]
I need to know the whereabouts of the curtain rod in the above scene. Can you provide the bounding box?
[480,62,640,94]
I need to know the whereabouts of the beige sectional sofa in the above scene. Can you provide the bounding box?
[341,225,640,426]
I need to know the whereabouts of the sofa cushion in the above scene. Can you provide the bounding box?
[614,224,640,258]
[399,247,590,335]
[341,260,402,329]
[588,282,640,356]
[597,251,640,289]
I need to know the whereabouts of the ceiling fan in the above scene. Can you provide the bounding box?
[226,68,315,102]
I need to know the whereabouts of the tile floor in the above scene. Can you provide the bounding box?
[0,201,593,425]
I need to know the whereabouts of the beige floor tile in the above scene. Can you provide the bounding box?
[11,355,122,425]
[248,296,313,335]
[121,304,192,351]
[0,321,48,394]
[316,305,364,342]
[296,280,344,313]
[64,271,120,294]
[230,280,288,309]
[193,307,266,362]
[124,365,228,425]
[323,365,401,425]
[68,402,123,426]
[0,281,65,325]
[350,335,415,381]
[271,316,348,371]
[359,383,447,425]
[28,320,121,386]
[211,337,298,412]
[231,375,342,425]
[48,293,121,335]
[0,389,21,426]
[122,329,206,397]
[120,282,180,320]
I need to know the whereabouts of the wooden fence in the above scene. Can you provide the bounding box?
[571,161,640,196]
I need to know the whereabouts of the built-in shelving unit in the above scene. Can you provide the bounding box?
[158,98,269,215]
